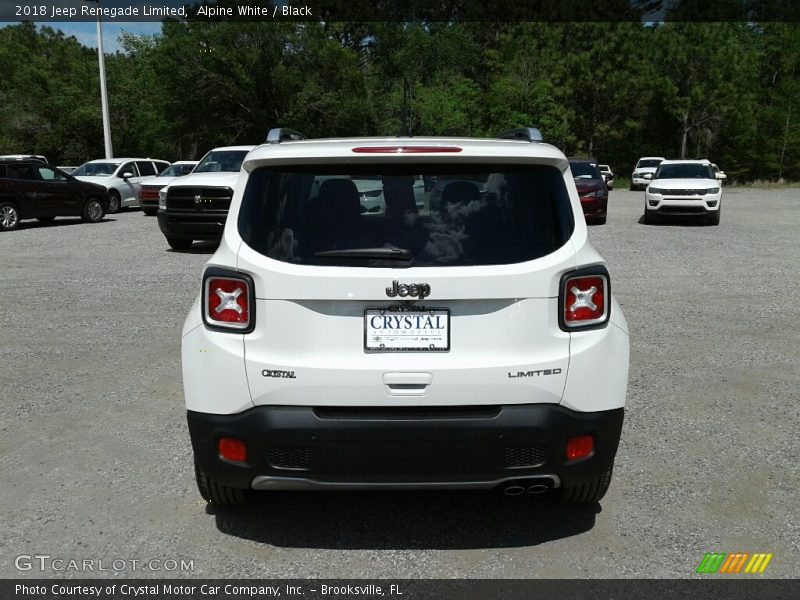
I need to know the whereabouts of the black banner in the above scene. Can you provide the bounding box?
[2,0,800,23]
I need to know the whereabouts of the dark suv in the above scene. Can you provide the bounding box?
[568,158,608,225]
[0,161,108,231]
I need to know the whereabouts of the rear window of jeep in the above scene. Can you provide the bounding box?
[238,164,574,268]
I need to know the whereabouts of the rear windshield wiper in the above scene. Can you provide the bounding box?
[314,247,413,260]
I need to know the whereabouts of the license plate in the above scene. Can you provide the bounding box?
[364,308,450,352]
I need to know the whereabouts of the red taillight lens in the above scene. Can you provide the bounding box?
[566,435,594,461]
[218,437,247,462]
[351,146,462,153]
[205,277,250,328]
[563,274,607,328]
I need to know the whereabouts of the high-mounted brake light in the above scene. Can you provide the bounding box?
[559,267,610,330]
[202,269,255,333]
[351,146,462,153]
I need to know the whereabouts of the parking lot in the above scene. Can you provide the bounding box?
[1,187,798,578]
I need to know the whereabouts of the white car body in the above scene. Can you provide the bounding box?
[631,156,665,190]
[599,164,614,189]
[73,158,169,210]
[138,161,199,214]
[138,160,198,190]
[0,154,48,163]
[157,146,256,249]
[644,159,722,224]
[181,132,629,505]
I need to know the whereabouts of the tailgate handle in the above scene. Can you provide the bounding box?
[383,372,432,396]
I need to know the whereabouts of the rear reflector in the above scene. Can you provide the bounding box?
[202,269,255,333]
[352,146,462,153]
[218,438,247,462]
[566,435,594,461]
[561,271,609,329]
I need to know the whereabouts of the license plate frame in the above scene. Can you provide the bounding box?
[363,307,450,353]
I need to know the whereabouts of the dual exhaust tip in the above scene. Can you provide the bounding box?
[502,481,552,496]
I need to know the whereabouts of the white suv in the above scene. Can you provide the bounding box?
[72,158,170,213]
[182,128,629,505]
[630,156,665,190]
[644,160,722,225]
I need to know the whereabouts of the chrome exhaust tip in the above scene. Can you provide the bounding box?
[527,484,550,494]
[503,485,526,496]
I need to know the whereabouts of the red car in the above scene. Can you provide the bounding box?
[569,158,608,225]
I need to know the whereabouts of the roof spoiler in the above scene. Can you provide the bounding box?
[498,127,543,143]
[265,128,307,144]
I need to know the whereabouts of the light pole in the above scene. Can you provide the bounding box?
[84,0,113,158]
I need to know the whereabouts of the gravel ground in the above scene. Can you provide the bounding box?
[1,187,798,579]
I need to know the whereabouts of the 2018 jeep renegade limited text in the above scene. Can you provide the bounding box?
[183,128,629,505]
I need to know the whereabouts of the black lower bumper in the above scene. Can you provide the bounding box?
[157,209,226,240]
[188,404,624,491]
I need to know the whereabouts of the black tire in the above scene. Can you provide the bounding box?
[708,208,721,226]
[558,466,614,505]
[0,201,21,231]
[107,190,121,214]
[142,208,157,216]
[629,184,636,191]
[37,216,56,223]
[597,214,607,225]
[643,210,656,225]
[167,237,193,251]
[195,464,247,506]
[82,197,105,223]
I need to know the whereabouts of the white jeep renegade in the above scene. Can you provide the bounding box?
[182,128,629,505]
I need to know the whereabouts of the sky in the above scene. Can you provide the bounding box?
[38,21,161,53]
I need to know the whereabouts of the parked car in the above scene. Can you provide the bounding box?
[0,160,108,231]
[644,159,721,225]
[599,164,615,189]
[182,127,629,506]
[138,160,198,216]
[569,157,608,225]
[157,146,254,250]
[72,158,169,213]
[0,154,48,163]
[630,156,665,190]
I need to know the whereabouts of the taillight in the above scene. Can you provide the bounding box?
[218,437,247,462]
[566,435,594,461]
[202,268,255,333]
[559,267,610,330]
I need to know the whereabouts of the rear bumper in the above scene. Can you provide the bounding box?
[188,404,624,491]
[157,209,227,240]
[579,196,607,219]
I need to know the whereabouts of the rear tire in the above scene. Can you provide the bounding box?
[0,202,21,231]
[597,214,607,225]
[82,198,105,223]
[107,190,121,214]
[167,237,193,251]
[558,466,613,505]
[195,465,247,506]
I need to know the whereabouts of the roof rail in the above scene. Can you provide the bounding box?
[265,128,307,144]
[498,127,543,143]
